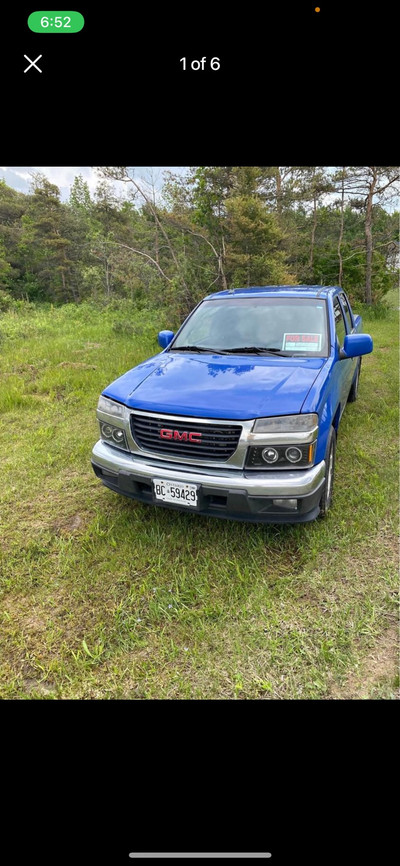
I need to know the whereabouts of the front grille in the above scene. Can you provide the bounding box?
[130,414,242,461]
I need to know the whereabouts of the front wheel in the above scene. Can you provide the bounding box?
[319,426,336,518]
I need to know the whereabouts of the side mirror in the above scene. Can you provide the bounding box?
[158,330,175,349]
[340,333,373,359]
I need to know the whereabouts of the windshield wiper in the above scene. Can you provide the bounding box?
[170,345,225,354]
[170,345,290,356]
[221,346,288,356]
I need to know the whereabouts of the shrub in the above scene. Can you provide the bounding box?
[358,302,392,321]
[0,289,15,312]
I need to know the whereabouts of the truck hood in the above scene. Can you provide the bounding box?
[103,351,326,420]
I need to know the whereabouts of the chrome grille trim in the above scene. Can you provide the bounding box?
[126,410,253,469]
[130,412,243,462]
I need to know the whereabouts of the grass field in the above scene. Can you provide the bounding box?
[0,294,398,699]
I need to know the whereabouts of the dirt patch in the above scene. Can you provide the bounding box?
[52,513,85,534]
[22,677,57,696]
[21,612,48,633]
[12,363,39,380]
[330,624,399,699]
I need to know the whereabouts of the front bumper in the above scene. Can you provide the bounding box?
[91,439,326,523]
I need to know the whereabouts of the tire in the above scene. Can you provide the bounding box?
[347,358,361,403]
[319,426,336,518]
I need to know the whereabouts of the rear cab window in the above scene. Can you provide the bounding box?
[333,297,347,347]
[339,292,353,332]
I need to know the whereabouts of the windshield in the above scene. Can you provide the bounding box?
[170,297,329,357]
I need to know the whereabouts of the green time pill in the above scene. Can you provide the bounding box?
[27,11,85,32]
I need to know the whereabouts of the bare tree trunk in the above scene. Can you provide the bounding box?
[104,241,173,283]
[113,169,190,301]
[151,173,160,267]
[69,276,77,302]
[365,199,373,304]
[219,254,228,290]
[105,257,111,295]
[168,219,229,292]
[309,192,317,272]
[220,233,228,289]
[338,168,345,286]
[155,222,159,265]
[365,168,377,305]
[275,167,283,216]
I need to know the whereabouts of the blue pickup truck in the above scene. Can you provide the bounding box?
[92,285,373,523]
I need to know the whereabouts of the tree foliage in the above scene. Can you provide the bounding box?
[0,167,398,316]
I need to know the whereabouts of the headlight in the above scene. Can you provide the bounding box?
[253,414,318,433]
[246,442,316,469]
[97,395,126,418]
[261,447,279,464]
[285,446,303,463]
[99,421,129,451]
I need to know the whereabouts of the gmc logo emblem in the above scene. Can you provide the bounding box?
[160,428,202,443]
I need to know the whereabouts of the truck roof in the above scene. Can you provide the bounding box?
[205,285,340,300]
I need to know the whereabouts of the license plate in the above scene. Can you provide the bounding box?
[153,479,198,507]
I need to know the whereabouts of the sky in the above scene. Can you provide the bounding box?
[1,167,399,213]
[0,166,188,202]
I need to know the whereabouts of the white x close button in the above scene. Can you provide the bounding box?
[24,55,43,73]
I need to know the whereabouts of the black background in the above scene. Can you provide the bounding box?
[2,4,397,864]
[1,3,398,164]
[4,694,397,864]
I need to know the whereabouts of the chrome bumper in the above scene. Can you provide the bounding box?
[91,440,325,498]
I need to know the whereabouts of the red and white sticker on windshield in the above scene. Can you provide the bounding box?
[282,333,322,352]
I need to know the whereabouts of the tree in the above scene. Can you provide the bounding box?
[333,166,347,286]
[341,167,400,303]
[95,166,194,308]
[296,168,335,279]
[0,180,27,296]
[88,180,139,297]
[69,174,92,213]
[224,195,295,287]
[256,166,304,218]
[0,167,397,309]
[17,173,78,301]
[0,236,12,290]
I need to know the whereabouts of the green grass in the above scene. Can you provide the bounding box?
[0,298,398,699]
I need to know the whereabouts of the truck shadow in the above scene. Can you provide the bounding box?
[115,495,315,581]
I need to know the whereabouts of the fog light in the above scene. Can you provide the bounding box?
[273,498,298,510]
[262,447,279,464]
[285,447,302,463]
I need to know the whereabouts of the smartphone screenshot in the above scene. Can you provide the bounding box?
[1,5,397,865]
